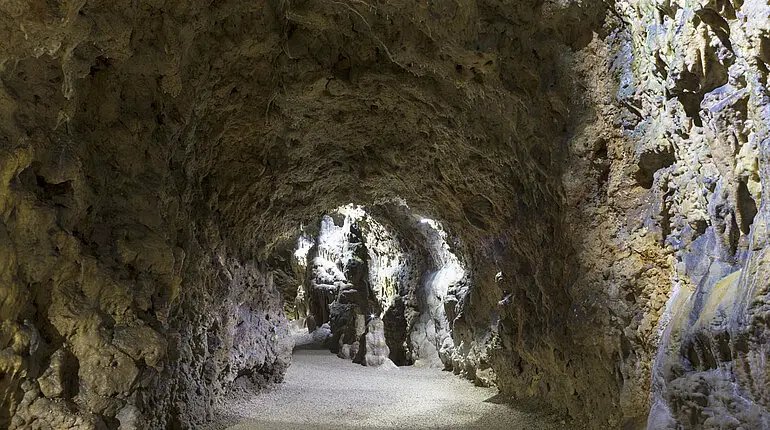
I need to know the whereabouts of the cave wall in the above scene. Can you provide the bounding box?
[557,0,770,427]
[614,0,770,427]
[0,77,291,429]
[436,0,770,427]
[0,2,291,428]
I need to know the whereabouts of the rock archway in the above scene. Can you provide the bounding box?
[275,203,467,369]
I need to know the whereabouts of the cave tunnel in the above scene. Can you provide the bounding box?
[278,203,467,365]
[2,0,770,429]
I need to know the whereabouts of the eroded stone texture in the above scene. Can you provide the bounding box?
[557,0,770,427]
[0,2,292,427]
[365,203,466,368]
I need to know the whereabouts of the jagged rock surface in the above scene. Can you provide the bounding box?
[547,0,770,427]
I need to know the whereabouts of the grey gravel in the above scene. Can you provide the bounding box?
[216,350,573,430]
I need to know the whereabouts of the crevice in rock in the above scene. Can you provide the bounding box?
[736,180,757,235]
[634,146,676,189]
[677,92,705,127]
[759,35,770,65]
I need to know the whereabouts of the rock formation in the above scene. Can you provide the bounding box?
[0,0,768,428]
[362,318,395,368]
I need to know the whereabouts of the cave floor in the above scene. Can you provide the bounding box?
[217,349,572,430]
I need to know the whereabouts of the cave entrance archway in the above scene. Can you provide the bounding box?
[212,201,570,430]
[271,201,467,369]
[0,1,622,428]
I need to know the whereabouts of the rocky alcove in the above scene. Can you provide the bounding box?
[1,0,769,429]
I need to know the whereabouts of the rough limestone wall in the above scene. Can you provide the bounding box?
[152,251,291,429]
[0,100,290,429]
[561,29,678,428]
[369,204,465,368]
[268,239,310,320]
[356,210,403,315]
[615,0,770,427]
[0,1,290,428]
[559,0,770,427]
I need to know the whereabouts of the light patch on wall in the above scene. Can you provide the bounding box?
[294,233,314,267]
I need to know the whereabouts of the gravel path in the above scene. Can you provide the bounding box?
[217,350,573,430]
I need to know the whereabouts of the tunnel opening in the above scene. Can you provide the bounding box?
[211,201,562,429]
[271,202,466,369]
